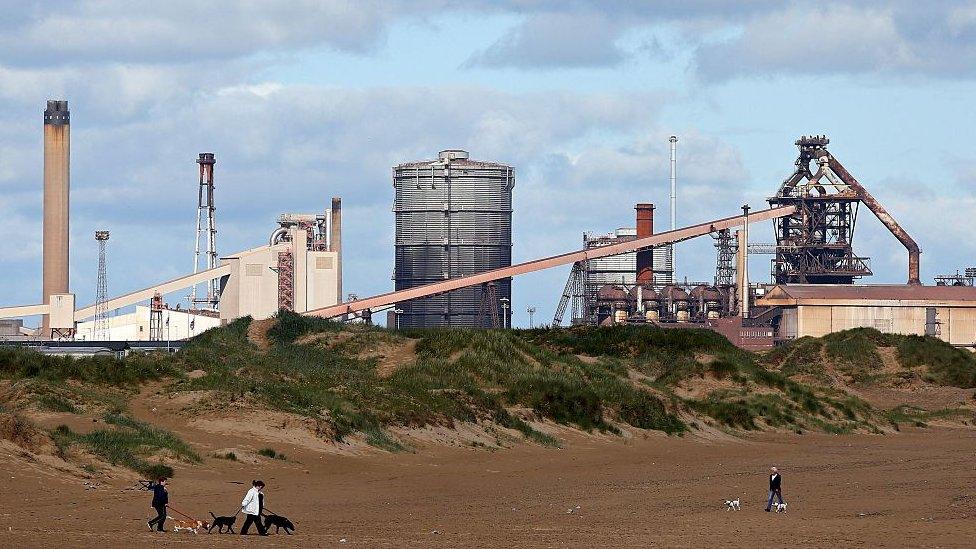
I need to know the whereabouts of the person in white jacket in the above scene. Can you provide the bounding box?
[240,480,268,536]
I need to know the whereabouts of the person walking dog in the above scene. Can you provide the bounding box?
[146,477,169,532]
[765,466,784,512]
[240,480,268,536]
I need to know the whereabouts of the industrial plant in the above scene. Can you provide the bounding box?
[0,100,974,353]
[0,100,344,350]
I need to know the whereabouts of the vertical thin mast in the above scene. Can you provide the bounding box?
[669,135,677,280]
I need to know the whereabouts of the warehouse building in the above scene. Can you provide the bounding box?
[757,285,976,348]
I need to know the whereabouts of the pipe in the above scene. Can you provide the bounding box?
[826,156,921,285]
[669,135,677,277]
[635,203,654,283]
[269,227,288,246]
[42,100,70,335]
[330,197,342,301]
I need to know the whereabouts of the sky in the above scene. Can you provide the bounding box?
[1,0,975,328]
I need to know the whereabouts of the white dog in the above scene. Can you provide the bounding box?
[775,502,788,513]
[724,498,741,511]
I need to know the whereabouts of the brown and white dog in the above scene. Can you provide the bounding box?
[170,518,209,534]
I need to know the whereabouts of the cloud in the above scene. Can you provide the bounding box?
[466,12,631,69]
[0,0,419,66]
[694,2,976,81]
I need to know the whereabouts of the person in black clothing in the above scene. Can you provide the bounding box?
[765,466,784,511]
[146,477,168,532]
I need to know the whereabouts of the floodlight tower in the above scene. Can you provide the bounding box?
[94,230,110,340]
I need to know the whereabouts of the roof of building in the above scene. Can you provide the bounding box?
[757,284,976,306]
[395,158,513,169]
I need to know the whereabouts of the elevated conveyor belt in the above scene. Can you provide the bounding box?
[306,205,797,319]
[74,264,232,320]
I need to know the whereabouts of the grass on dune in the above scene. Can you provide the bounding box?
[10,315,971,455]
[51,412,200,478]
[0,346,180,385]
[766,327,976,389]
[178,315,883,444]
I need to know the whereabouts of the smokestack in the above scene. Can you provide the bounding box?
[635,203,654,283]
[42,100,70,334]
[669,135,677,277]
[330,197,342,301]
[739,205,750,319]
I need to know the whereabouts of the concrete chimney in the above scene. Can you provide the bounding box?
[635,203,654,283]
[330,197,342,301]
[42,100,70,333]
[739,205,750,319]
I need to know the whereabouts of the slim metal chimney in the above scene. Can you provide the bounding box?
[635,203,654,283]
[668,135,677,279]
[330,197,342,301]
[42,100,70,334]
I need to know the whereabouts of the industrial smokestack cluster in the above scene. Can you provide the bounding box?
[42,100,70,334]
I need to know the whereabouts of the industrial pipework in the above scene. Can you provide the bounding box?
[42,100,70,334]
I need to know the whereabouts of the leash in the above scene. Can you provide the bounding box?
[166,504,198,522]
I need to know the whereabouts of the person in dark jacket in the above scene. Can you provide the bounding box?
[765,466,784,511]
[146,477,169,531]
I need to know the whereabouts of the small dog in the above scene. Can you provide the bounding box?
[263,513,296,535]
[775,502,788,513]
[208,512,237,533]
[171,518,207,534]
[724,498,741,511]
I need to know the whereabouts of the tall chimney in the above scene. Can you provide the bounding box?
[42,100,70,334]
[635,203,654,283]
[330,197,342,301]
[739,205,750,319]
[668,135,677,278]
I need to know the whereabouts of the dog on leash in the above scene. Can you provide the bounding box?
[171,518,207,534]
[775,502,788,513]
[263,513,296,535]
[723,498,741,511]
[208,512,237,533]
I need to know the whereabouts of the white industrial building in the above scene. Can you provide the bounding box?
[74,306,222,342]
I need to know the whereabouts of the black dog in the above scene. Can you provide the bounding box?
[262,513,296,535]
[208,512,237,533]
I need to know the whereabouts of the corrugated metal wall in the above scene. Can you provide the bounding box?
[793,304,976,346]
[393,151,513,327]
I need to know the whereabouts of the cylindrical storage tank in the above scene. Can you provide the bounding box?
[393,150,514,327]
[613,310,628,324]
